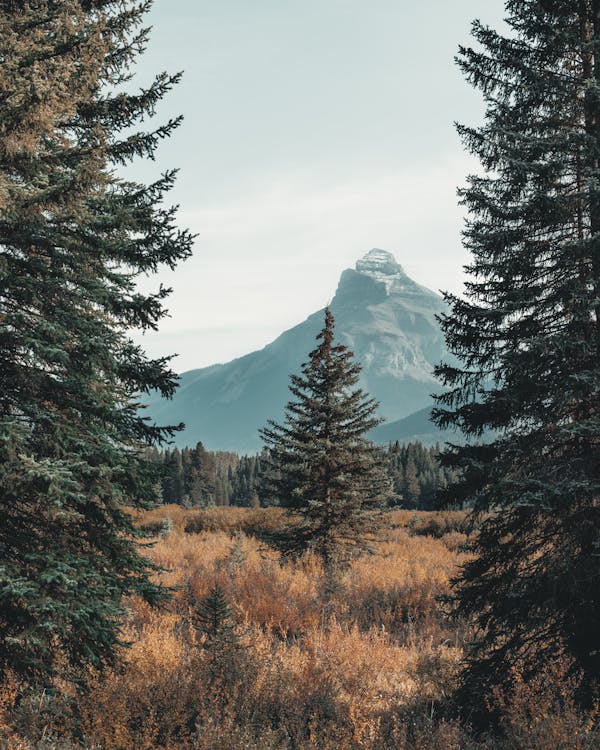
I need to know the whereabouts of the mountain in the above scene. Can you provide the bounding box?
[145,249,452,452]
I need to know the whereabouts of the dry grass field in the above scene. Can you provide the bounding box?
[1,507,596,749]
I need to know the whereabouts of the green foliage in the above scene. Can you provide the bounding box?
[433,0,600,713]
[385,441,461,509]
[158,440,458,510]
[162,449,185,504]
[193,585,237,648]
[229,453,265,506]
[0,1,192,682]
[214,474,231,507]
[192,584,243,689]
[260,309,392,568]
[158,442,218,506]
[184,442,217,506]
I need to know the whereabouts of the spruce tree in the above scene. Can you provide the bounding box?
[260,309,391,568]
[433,0,600,710]
[0,1,193,681]
[193,585,237,648]
[164,448,184,504]
[192,585,245,689]
[188,441,216,506]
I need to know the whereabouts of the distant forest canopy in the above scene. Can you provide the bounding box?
[147,441,460,510]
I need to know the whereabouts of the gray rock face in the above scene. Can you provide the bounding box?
[355,248,405,280]
[145,249,450,452]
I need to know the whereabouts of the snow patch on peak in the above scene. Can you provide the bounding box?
[355,249,406,294]
[356,249,403,275]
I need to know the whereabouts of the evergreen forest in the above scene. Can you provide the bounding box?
[155,439,460,510]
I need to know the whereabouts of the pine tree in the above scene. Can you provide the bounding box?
[403,453,420,508]
[214,475,230,507]
[193,585,237,648]
[260,309,391,569]
[0,1,193,681]
[433,0,600,711]
[164,448,184,504]
[188,441,216,506]
[192,585,245,690]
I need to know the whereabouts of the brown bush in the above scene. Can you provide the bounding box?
[3,508,596,750]
[491,658,599,750]
[387,510,471,538]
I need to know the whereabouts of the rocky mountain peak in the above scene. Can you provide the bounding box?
[146,248,449,451]
[355,248,405,278]
[335,249,437,303]
[352,249,411,296]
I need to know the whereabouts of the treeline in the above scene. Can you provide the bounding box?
[152,441,459,510]
[148,444,264,507]
[386,441,460,509]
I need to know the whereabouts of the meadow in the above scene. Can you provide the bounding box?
[1,507,596,749]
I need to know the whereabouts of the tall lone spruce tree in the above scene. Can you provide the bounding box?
[260,309,391,569]
[0,1,193,681]
[433,0,600,709]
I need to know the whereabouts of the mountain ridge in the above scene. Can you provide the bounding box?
[145,249,452,452]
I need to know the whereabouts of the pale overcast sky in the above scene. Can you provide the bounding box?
[130,0,505,372]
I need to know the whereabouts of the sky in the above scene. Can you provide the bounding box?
[130,0,506,372]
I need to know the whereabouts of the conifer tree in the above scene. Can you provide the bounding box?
[188,441,216,505]
[260,309,391,568]
[433,0,600,710]
[193,585,237,648]
[0,1,192,681]
[192,585,245,689]
[403,455,420,508]
[164,448,184,503]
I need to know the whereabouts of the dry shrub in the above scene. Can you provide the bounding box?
[387,509,471,538]
[132,504,192,534]
[75,612,194,749]
[6,507,592,750]
[0,674,29,750]
[343,535,465,645]
[65,511,471,749]
[134,504,288,538]
[491,658,599,750]
[137,506,473,543]
[439,530,468,551]
[379,714,465,750]
[0,673,81,750]
[147,522,466,646]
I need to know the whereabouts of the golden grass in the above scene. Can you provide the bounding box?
[79,508,469,748]
[2,507,597,749]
